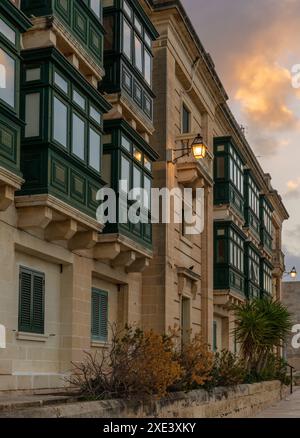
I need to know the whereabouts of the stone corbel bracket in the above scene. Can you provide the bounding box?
[95,233,152,273]
[15,194,103,251]
[0,166,24,212]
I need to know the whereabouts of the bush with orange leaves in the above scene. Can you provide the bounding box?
[69,325,182,400]
[172,333,214,391]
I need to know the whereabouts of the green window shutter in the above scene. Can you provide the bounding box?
[19,270,32,333]
[32,273,45,334]
[91,288,108,342]
[213,321,217,352]
[19,267,45,334]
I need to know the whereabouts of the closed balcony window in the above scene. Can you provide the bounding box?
[182,105,190,134]
[89,0,101,19]
[0,48,15,108]
[72,113,86,160]
[53,96,68,148]
[89,128,101,171]
[144,49,151,86]
[134,35,143,73]
[0,17,16,45]
[123,18,132,60]
[25,93,40,138]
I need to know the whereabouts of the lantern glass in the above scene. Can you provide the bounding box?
[290,267,297,279]
[191,135,207,160]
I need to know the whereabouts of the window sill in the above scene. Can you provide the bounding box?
[91,340,109,349]
[16,332,48,343]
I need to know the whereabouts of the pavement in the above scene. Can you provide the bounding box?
[255,387,300,418]
[0,392,78,416]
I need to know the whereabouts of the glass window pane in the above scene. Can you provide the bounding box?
[217,240,225,263]
[0,48,15,108]
[102,153,112,187]
[0,18,16,45]
[144,32,151,48]
[144,156,151,171]
[26,68,41,82]
[53,97,68,147]
[182,105,190,134]
[133,165,141,188]
[123,18,132,60]
[121,155,130,186]
[123,0,132,18]
[144,49,151,85]
[25,93,40,137]
[217,157,225,178]
[134,16,142,34]
[121,135,131,152]
[90,106,101,124]
[134,35,143,72]
[72,113,85,160]
[103,15,114,50]
[133,146,142,162]
[54,71,68,94]
[90,0,101,18]
[144,175,151,210]
[89,128,101,171]
[73,89,86,110]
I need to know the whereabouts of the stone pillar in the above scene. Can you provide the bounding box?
[59,255,92,372]
[201,185,214,347]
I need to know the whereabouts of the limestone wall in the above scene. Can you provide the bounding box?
[2,381,288,418]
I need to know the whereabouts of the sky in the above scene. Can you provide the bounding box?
[181,0,300,273]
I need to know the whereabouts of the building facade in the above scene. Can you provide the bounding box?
[0,0,288,392]
[0,0,158,392]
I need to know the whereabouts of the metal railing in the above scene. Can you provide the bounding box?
[287,363,296,394]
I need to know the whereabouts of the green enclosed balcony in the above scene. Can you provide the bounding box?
[244,170,261,239]
[260,195,273,254]
[17,47,110,230]
[101,118,158,254]
[245,242,260,299]
[214,221,246,297]
[0,1,31,211]
[101,0,159,131]
[260,258,273,297]
[21,0,105,82]
[214,137,245,220]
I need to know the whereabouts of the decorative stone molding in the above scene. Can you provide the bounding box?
[177,267,201,299]
[213,289,245,310]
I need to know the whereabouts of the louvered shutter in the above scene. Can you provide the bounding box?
[91,289,100,339]
[32,273,45,334]
[99,291,108,341]
[91,289,108,342]
[19,270,32,333]
[19,268,45,334]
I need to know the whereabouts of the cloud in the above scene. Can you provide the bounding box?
[284,178,300,200]
[182,0,300,156]
[235,57,297,132]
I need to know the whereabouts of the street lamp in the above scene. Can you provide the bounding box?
[284,267,297,279]
[169,134,208,163]
[191,134,207,160]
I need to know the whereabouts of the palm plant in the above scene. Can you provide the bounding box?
[233,296,292,373]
